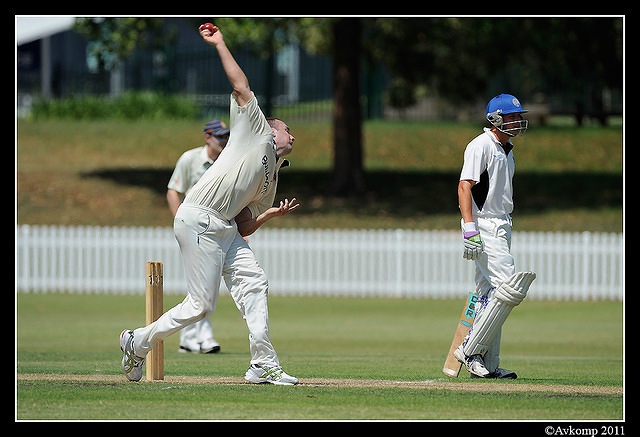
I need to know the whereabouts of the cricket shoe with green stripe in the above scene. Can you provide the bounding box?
[454,344,490,378]
[120,330,145,382]
[244,364,299,385]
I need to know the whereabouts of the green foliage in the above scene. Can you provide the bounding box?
[30,92,199,121]
[74,17,168,71]
[362,17,623,112]
[212,17,302,57]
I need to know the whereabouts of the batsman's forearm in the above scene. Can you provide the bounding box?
[214,41,251,104]
[458,180,475,223]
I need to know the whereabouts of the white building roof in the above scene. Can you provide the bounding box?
[16,16,76,45]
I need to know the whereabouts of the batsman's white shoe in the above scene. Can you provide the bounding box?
[454,345,490,378]
[244,364,299,385]
[120,330,145,382]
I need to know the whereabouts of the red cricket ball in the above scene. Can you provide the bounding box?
[199,23,215,34]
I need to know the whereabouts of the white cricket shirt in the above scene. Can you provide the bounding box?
[167,146,214,196]
[459,128,515,218]
[184,93,285,220]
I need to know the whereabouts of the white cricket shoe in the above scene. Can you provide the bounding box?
[200,338,221,354]
[244,364,299,385]
[179,338,221,354]
[120,330,145,382]
[454,345,490,378]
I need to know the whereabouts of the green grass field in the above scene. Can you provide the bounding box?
[16,292,623,421]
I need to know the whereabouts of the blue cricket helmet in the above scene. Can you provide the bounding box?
[486,94,528,116]
[486,94,529,137]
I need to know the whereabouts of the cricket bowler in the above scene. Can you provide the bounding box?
[120,24,300,385]
[455,94,536,379]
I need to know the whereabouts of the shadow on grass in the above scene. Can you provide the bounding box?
[83,167,623,218]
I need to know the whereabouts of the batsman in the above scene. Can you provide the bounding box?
[452,94,536,379]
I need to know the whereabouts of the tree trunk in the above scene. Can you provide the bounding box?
[330,18,365,197]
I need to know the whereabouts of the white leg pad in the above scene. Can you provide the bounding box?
[463,271,536,357]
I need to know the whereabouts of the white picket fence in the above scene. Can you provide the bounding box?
[15,224,624,301]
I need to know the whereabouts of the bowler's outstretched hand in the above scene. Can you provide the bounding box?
[199,23,222,45]
[272,198,300,217]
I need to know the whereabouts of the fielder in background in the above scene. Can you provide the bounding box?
[455,94,537,379]
[121,23,300,385]
[166,119,230,354]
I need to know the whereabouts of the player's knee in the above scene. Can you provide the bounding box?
[494,271,536,306]
[245,270,269,292]
[185,293,216,318]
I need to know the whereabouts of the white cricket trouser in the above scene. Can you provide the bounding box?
[179,317,214,349]
[471,215,515,372]
[133,204,279,367]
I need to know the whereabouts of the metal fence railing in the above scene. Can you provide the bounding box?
[16,225,623,301]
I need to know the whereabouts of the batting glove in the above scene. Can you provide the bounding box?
[463,231,483,260]
[461,220,483,260]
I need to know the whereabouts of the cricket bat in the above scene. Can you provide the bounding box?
[442,292,479,377]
